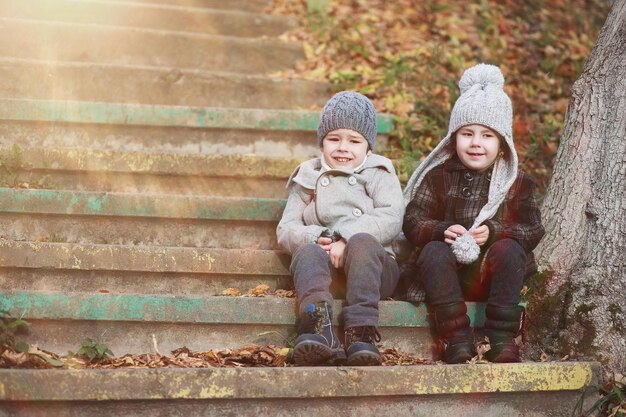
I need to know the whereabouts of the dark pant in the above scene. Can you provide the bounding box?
[415,239,526,308]
[290,233,400,328]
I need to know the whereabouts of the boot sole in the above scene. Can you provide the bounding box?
[293,340,344,366]
[347,351,381,366]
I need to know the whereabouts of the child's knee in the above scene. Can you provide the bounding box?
[291,243,327,265]
[345,233,384,258]
[487,239,526,263]
[419,241,454,262]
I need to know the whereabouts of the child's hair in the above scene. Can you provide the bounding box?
[316,91,378,151]
[403,63,519,264]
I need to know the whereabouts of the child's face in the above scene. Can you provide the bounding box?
[322,129,370,169]
[455,124,501,172]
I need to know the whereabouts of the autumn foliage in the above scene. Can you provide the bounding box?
[269,0,609,192]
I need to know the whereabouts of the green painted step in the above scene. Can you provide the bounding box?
[0,291,438,326]
[0,188,284,248]
[0,98,393,132]
[0,363,599,417]
[0,17,301,74]
[0,188,285,221]
[0,99,392,157]
[0,58,331,109]
[0,290,480,357]
[0,147,298,198]
[1,0,297,38]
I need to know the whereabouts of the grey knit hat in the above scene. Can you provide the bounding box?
[317,91,378,151]
[403,63,519,264]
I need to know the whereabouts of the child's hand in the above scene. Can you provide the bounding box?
[317,236,333,253]
[444,224,468,245]
[471,225,490,246]
[329,240,346,269]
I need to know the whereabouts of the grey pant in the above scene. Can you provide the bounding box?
[290,233,399,328]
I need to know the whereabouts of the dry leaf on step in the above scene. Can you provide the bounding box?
[222,288,241,297]
[274,289,296,298]
[247,284,270,297]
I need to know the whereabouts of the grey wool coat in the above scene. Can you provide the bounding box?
[277,154,405,256]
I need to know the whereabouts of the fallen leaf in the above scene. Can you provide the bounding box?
[222,288,241,297]
[247,284,270,297]
[1,349,30,366]
[274,289,296,298]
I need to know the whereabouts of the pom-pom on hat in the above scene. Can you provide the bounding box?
[403,63,519,265]
[317,91,378,151]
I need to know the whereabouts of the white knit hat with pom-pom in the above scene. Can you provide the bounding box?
[403,63,519,264]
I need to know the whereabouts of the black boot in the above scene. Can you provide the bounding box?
[293,302,346,365]
[345,326,382,366]
[429,302,476,364]
[484,305,524,363]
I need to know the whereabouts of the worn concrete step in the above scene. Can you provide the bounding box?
[0,239,291,303]
[0,58,330,109]
[0,240,289,275]
[1,147,297,198]
[116,0,272,12]
[1,0,296,38]
[0,363,599,417]
[0,99,392,157]
[0,18,302,74]
[0,188,284,248]
[0,290,483,357]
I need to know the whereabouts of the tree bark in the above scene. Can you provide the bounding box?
[532,0,626,375]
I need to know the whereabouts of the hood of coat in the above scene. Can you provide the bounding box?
[286,154,395,190]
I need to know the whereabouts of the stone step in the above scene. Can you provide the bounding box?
[1,0,296,38]
[0,99,392,157]
[0,188,284,248]
[0,17,302,74]
[0,240,289,275]
[1,147,298,198]
[0,58,331,109]
[115,0,272,12]
[0,363,599,417]
[0,239,291,301]
[0,290,483,357]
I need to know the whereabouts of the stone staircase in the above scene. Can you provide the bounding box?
[0,1,598,416]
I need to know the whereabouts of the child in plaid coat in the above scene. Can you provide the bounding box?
[402,64,545,364]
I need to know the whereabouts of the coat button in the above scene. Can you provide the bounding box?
[348,176,357,185]
[480,189,488,197]
[464,172,474,181]
[353,208,362,217]
[320,177,330,187]
[462,187,472,197]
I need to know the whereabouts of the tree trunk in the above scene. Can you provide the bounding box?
[531,0,626,375]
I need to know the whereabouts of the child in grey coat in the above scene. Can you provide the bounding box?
[277,91,404,366]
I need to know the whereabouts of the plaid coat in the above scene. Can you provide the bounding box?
[402,156,545,276]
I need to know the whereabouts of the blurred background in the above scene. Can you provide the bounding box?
[269,0,610,195]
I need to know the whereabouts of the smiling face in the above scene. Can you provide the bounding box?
[321,129,370,169]
[455,124,502,172]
